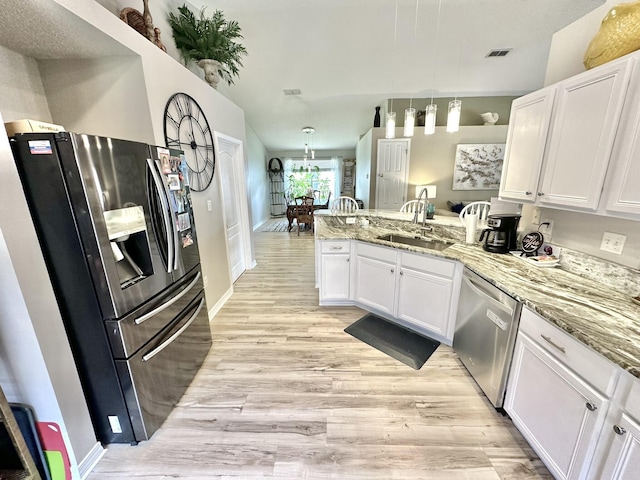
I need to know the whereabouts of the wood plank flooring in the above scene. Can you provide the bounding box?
[88,229,552,479]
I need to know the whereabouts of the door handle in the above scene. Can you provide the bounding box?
[147,158,174,273]
[135,271,201,325]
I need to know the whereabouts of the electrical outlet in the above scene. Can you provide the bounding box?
[207,200,212,212]
[539,219,554,237]
[532,208,541,225]
[203,275,209,287]
[600,232,626,254]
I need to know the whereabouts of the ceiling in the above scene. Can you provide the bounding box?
[196,0,605,154]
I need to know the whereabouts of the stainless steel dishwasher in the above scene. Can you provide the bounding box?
[453,267,522,408]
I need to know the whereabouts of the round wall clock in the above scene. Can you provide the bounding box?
[163,92,215,191]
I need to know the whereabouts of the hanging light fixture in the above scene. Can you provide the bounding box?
[447,99,461,132]
[404,0,420,138]
[302,126,315,169]
[447,34,463,133]
[386,0,399,139]
[425,0,442,136]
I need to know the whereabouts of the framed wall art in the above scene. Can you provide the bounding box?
[452,143,505,190]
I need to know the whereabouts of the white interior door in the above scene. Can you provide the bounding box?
[216,136,246,283]
[375,139,410,210]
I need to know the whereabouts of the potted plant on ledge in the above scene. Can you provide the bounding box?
[168,4,248,89]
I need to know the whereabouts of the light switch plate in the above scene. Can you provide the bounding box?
[600,232,626,254]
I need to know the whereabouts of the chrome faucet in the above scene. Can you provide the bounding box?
[413,187,430,227]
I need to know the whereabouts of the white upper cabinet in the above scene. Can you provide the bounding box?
[499,87,556,202]
[603,60,640,217]
[539,58,632,210]
[500,54,635,214]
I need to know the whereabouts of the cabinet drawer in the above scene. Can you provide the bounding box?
[356,241,397,263]
[320,240,351,254]
[519,307,617,395]
[400,251,456,278]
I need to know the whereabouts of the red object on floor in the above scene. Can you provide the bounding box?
[36,422,71,480]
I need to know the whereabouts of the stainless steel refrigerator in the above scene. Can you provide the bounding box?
[11,132,212,444]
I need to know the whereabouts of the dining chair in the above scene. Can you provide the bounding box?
[400,200,425,214]
[459,201,491,226]
[330,196,359,213]
[294,203,314,235]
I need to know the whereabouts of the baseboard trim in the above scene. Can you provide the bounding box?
[208,286,233,320]
[79,442,106,479]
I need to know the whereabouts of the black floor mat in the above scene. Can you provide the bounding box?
[344,314,440,370]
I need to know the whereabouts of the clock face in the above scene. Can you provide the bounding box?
[163,93,215,192]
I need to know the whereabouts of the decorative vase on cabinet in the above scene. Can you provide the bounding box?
[374,106,381,127]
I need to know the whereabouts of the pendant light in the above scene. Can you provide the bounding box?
[447,38,463,133]
[447,99,461,132]
[404,0,420,138]
[424,103,437,135]
[403,107,415,137]
[386,0,399,139]
[425,0,442,136]
[386,111,396,139]
[302,126,315,168]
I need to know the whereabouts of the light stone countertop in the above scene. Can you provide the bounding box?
[315,209,640,379]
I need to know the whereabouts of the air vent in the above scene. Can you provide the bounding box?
[486,49,512,58]
[283,89,301,96]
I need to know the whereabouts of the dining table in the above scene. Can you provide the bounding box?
[286,201,328,231]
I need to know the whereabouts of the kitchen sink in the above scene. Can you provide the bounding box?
[377,234,453,251]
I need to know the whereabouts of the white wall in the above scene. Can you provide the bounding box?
[245,122,270,229]
[355,129,373,208]
[0,0,255,473]
[361,126,508,210]
[545,0,620,85]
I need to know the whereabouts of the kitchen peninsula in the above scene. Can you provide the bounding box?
[315,209,640,377]
[315,208,640,479]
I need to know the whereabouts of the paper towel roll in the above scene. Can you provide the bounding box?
[465,213,478,244]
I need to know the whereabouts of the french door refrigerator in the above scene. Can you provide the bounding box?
[10,132,212,444]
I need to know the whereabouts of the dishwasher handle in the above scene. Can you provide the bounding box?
[463,273,514,316]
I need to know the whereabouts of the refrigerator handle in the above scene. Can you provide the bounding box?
[142,298,205,362]
[147,158,174,273]
[134,271,201,325]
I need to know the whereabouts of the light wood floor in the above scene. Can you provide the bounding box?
[88,229,552,479]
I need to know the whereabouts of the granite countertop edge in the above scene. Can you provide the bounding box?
[315,212,640,380]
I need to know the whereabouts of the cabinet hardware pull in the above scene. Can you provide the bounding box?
[537,192,545,196]
[585,402,597,411]
[525,191,532,196]
[541,335,566,353]
[330,246,343,250]
[613,425,626,435]
[390,269,394,273]
[399,271,404,276]
[346,258,350,262]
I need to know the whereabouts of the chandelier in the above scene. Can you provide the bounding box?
[302,126,315,168]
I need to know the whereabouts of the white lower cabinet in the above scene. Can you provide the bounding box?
[505,307,618,480]
[596,412,640,479]
[353,242,460,343]
[318,240,351,304]
[353,242,397,314]
[396,251,456,338]
[589,373,640,479]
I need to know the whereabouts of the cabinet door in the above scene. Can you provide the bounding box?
[319,253,350,303]
[396,266,452,337]
[505,334,608,480]
[499,87,556,202]
[597,413,640,480]
[539,58,631,210]
[604,59,640,217]
[354,255,396,315]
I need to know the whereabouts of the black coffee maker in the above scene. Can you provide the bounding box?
[479,214,521,254]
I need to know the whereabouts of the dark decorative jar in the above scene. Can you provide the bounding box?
[373,106,381,127]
